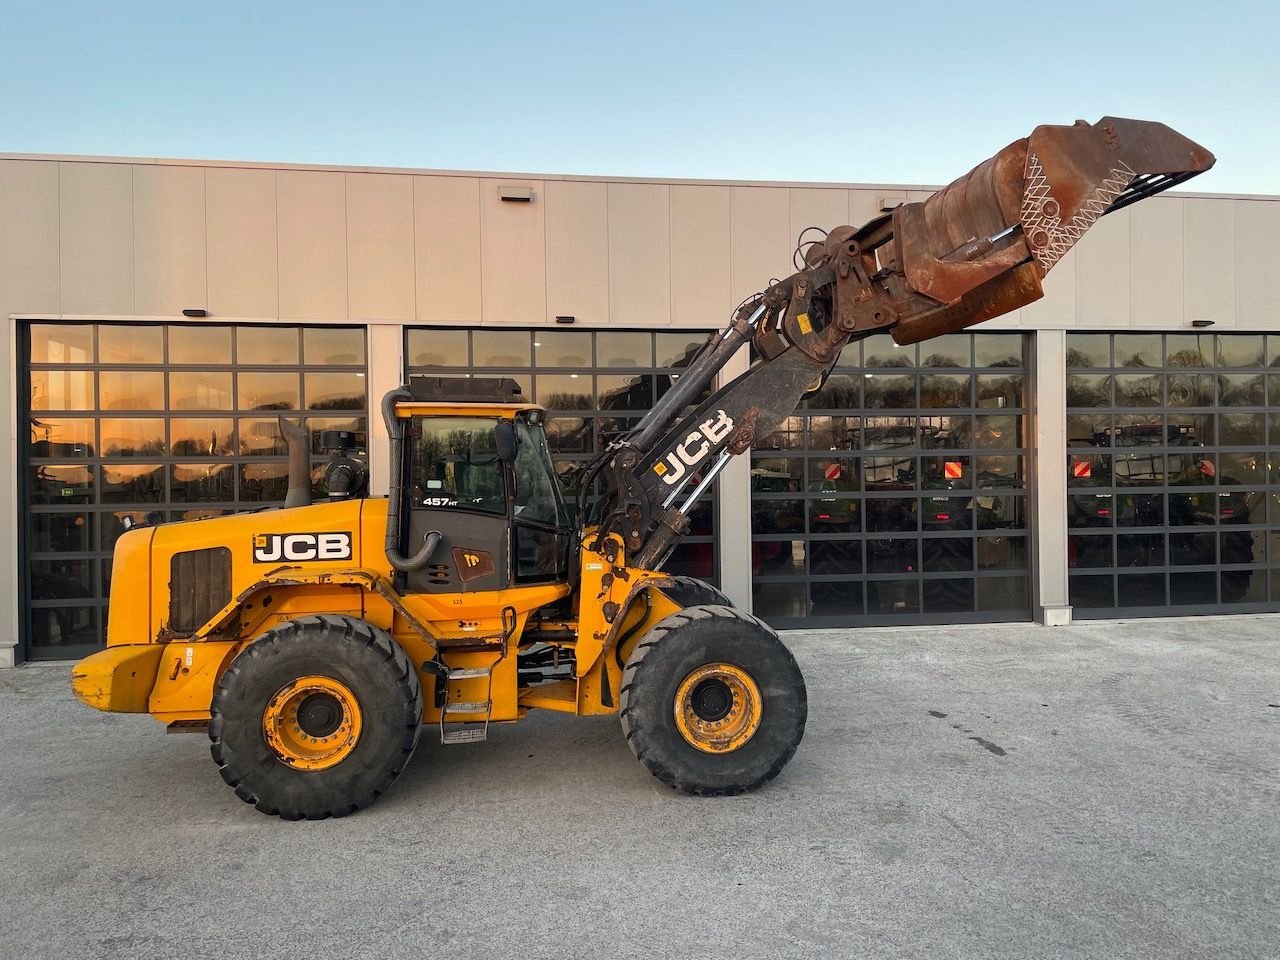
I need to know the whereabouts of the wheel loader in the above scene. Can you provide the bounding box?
[71,117,1213,819]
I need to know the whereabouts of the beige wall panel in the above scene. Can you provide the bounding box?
[1235,199,1280,326]
[1073,208,1130,328]
[133,165,206,317]
[544,180,608,325]
[205,166,277,318]
[346,173,415,321]
[1182,198,1236,328]
[414,176,482,323]
[608,182,670,327]
[277,170,348,319]
[1130,197,1183,328]
[789,188,849,246]
[480,178,546,325]
[671,185,730,327]
[730,187,790,309]
[0,160,60,315]
[848,188,883,227]
[1020,247,1078,329]
[60,162,133,316]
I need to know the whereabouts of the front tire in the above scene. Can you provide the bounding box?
[662,575,733,609]
[209,614,422,820]
[619,604,807,796]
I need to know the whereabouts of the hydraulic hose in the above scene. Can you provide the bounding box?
[382,386,441,572]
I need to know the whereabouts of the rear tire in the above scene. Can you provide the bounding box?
[620,604,806,796]
[209,614,422,820]
[662,575,733,609]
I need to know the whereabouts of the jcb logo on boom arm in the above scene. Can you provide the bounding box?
[253,532,353,563]
[652,410,733,487]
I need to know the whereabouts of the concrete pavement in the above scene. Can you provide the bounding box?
[1,617,1277,960]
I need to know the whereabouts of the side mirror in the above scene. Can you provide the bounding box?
[495,421,518,465]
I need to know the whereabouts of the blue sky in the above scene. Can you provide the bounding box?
[3,0,1276,194]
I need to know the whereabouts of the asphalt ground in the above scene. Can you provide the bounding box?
[1,617,1278,960]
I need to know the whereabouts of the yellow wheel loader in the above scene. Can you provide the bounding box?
[71,118,1213,818]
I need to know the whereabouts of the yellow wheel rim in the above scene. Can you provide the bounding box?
[262,675,362,771]
[673,662,763,754]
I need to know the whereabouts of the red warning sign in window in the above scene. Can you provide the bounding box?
[944,460,964,480]
[823,463,842,481]
[1072,460,1092,479]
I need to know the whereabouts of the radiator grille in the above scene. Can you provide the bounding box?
[169,547,232,634]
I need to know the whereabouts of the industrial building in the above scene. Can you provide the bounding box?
[1,153,1277,665]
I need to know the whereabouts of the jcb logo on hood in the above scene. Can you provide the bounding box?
[253,532,353,563]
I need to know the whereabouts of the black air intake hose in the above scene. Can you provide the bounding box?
[382,386,440,572]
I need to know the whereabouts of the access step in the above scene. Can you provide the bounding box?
[448,667,493,680]
[444,700,490,714]
[441,726,487,744]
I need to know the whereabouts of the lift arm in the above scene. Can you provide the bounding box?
[584,116,1214,567]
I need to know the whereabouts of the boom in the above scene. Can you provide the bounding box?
[585,117,1214,567]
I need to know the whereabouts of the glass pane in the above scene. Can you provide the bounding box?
[1117,573,1166,607]
[304,327,365,365]
[921,454,969,487]
[662,542,715,581]
[810,580,863,617]
[1067,374,1111,406]
[752,582,807,620]
[865,499,916,533]
[864,340,915,368]
[808,416,860,451]
[1170,571,1217,605]
[1220,413,1265,445]
[920,336,970,368]
[922,496,972,530]
[238,327,299,364]
[974,334,1023,369]
[919,416,970,450]
[1169,495,1216,527]
[536,375,593,410]
[238,372,299,410]
[308,416,367,455]
[545,417,592,454]
[597,374,653,410]
[809,540,862,576]
[1166,335,1213,368]
[1112,334,1162,368]
[98,325,162,364]
[1221,569,1266,603]
[923,578,974,613]
[171,463,235,502]
[1065,334,1110,368]
[977,576,1028,611]
[29,417,95,459]
[99,371,164,410]
[1219,374,1265,406]
[30,512,92,553]
[305,372,366,410]
[864,456,915,491]
[864,374,914,409]
[99,418,165,457]
[807,457,859,492]
[976,373,1022,408]
[656,333,705,369]
[1117,533,1164,567]
[29,605,98,652]
[30,370,94,411]
[240,462,289,501]
[1167,373,1213,407]
[805,374,860,410]
[170,418,234,457]
[866,579,918,614]
[752,500,804,534]
[754,538,804,575]
[1219,452,1265,485]
[1221,529,1265,565]
[534,331,591,367]
[596,332,652,368]
[1070,574,1114,608]
[1115,374,1162,406]
[977,494,1025,529]
[168,325,232,364]
[1216,335,1264,368]
[753,457,804,490]
[920,374,971,408]
[30,324,94,364]
[1069,534,1112,568]
[100,464,165,503]
[471,330,530,367]
[1116,494,1164,527]
[974,415,1020,449]
[407,329,468,367]
[239,418,286,456]
[922,538,973,572]
[29,464,94,505]
[975,455,1023,487]
[977,535,1027,570]
[807,499,860,533]
[169,370,233,410]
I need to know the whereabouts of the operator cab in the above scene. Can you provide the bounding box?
[399,376,571,593]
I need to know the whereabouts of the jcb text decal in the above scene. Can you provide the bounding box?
[652,410,733,487]
[253,532,353,563]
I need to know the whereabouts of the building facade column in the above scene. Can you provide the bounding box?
[1031,328,1071,625]
[715,344,754,611]
[366,323,403,497]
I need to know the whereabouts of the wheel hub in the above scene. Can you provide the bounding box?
[673,663,763,754]
[262,675,363,771]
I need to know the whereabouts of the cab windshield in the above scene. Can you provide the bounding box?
[513,417,567,528]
